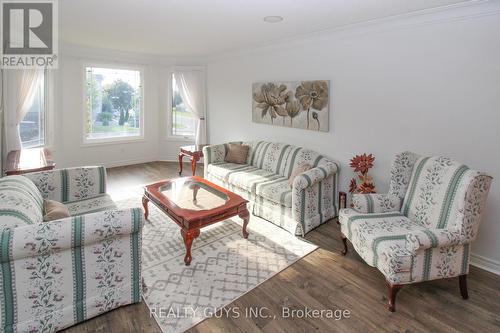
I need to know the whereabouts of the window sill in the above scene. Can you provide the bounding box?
[81,136,146,147]
[166,135,195,143]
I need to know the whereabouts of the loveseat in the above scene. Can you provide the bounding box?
[0,166,143,332]
[203,141,339,236]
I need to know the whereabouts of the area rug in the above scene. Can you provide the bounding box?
[117,197,317,333]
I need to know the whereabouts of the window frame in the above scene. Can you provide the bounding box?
[82,62,145,146]
[20,69,49,149]
[166,66,205,141]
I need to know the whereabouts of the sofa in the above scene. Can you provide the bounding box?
[0,166,143,332]
[203,141,339,236]
[339,152,492,311]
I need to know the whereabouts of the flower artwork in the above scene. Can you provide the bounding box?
[252,80,329,131]
[348,153,377,194]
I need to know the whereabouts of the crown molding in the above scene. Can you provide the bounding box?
[207,0,500,62]
[60,42,207,66]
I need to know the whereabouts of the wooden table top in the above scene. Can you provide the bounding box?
[144,176,248,225]
[180,144,209,155]
[5,148,56,175]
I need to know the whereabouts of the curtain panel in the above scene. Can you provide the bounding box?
[173,70,207,146]
[5,69,44,152]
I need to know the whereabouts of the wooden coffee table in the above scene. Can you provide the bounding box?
[142,176,250,265]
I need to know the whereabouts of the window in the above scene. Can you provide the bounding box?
[170,73,195,138]
[20,71,46,148]
[84,66,143,142]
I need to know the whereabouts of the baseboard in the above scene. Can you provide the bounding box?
[103,157,158,168]
[470,253,500,276]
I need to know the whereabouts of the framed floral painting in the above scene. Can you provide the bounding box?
[252,80,329,132]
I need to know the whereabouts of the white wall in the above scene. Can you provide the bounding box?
[206,4,500,272]
[53,44,204,168]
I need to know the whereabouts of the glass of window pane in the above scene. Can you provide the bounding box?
[20,74,45,148]
[171,74,196,138]
[85,67,142,141]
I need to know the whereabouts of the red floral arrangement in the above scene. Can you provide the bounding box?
[349,153,376,194]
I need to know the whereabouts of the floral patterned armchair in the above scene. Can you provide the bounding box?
[339,152,492,311]
[0,167,143,332]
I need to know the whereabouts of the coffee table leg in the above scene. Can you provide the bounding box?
[181,228,200,266]
[142,196,149,220]
[178,152,184,175]
[192,184,200,202]
[239,208,250,239]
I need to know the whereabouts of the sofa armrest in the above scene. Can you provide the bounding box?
[23,166,107,203]
[352,194,401,214]
[2,208,143,262]
[405,228,463,253]
[292,162,338,190]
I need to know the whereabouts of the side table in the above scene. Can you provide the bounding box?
[5,148,56,175]
[178,144,208,176]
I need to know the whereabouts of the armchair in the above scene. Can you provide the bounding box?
[339,152,492,311]
[0,166,143,332]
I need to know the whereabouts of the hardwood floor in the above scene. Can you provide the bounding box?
[63,162,500,333]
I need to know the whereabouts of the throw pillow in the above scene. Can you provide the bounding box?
[225,143,249,164]
[288,163,312,187]
[43,199,71,222]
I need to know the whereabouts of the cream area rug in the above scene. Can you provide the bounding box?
[117,197,317,333]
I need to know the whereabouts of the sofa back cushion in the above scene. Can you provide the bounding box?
[0,176,44,230]
[247,141,294,175]
[401,156,474,229]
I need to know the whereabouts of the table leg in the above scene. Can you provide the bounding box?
[190,155,198,176]
[192,184,200,202]
[178,152,184,175]
[181,228,200,266]
[239,207,250,239]
[142,196,149,220]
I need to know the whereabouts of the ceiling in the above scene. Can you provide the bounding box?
[60,0,470,57]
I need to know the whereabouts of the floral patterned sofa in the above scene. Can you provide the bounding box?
[203,141,339,236]
[0,166,143,332]
[339,152,492,311]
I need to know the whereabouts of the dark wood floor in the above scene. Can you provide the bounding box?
[63,162,500,333]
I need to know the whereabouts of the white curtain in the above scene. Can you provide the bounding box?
[173,70,206,146]
[5,69,44,152]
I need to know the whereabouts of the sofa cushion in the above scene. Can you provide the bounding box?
[255,177,292,208]
[43,199,71,221]
[65,194,117,216]
[0,176,44,229]
[340,210,425,266]
[225,143,250,164]
[207,162,256,181]
[282,147,329,179]
[227,168,281,193]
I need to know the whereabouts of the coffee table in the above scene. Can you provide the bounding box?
[142,176,250,265]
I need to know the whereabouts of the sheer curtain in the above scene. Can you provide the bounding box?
[5,69,44,152]
[173,70,206,146]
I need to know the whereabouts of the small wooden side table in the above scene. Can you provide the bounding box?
[178,144,208,176]
[5,148,56,175]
